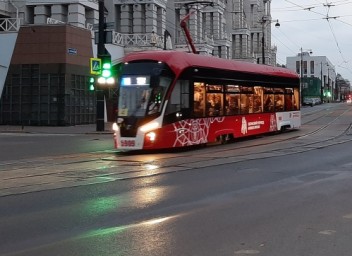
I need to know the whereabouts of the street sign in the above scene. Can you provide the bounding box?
[90,58,101,75]
[68,48,77,55]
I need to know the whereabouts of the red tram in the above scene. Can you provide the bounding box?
[112,51,301,151]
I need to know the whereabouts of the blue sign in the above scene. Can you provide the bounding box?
[90,58,102,75]
[68,48,77,55]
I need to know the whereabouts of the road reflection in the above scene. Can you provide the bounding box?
[77,214,179,255]
[76,178,177,254]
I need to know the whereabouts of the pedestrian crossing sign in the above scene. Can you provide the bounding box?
[90,58,101,75]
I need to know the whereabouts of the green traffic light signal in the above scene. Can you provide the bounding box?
[102,62,112,78]
[97,58,115,85]
[89,77,95,91]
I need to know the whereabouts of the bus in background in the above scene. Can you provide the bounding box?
[112,51,300,151]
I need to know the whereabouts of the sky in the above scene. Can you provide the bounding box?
[270,0,352,82]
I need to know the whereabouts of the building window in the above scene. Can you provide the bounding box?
[310,61,314,74]
[157,6,162,35]
[128,5,133,33]
[296,61,300,74]
[202,12,206,37]
[141,4,146,33]
[303,61,307,74]
[197,11,201,40]
[210,13,214,35]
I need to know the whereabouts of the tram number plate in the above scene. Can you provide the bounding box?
[121,139,135,147]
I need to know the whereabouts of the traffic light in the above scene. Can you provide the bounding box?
[97,56,115,85]
[89,77,95,91]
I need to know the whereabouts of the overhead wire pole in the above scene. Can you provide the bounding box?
[262,20,265,64]
[96,0,105,131]
[321,62,324,103]
[300,47,312,105]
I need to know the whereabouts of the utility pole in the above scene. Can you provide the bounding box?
[96,0,106,131]
[327,68,330,102]
[320,62,324,103]
[299,47,312,105]
[300,47,303,105]
[262,19,265,64]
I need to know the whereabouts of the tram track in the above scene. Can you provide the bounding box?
[196,104,352,158]
[1,104,351,197]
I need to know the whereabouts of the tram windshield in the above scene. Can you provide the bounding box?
[117,62,173,118]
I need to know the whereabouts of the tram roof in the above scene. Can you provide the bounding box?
[123,50,299,79]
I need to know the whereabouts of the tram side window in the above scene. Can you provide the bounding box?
[240,94,250,114]
[240,86,253,114]
[165,80,189,115]
[274,94,284,111]
[206,93,223,116]
[293,88,300,110]
[225,94,240,115]
[274,88,284,112]
[180,80,190,109]
[264,94,274,112]
[193,82,205,117]
[144,76,172,115]
[253,86,263,113]
[284,88,294,111]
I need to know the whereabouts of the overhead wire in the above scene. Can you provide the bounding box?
[322,1,352,76]
[272,0,352,79]
[272,31,298,55]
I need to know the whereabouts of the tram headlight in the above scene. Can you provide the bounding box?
[139,121,159,133]
[112,122,119,132]
[146,132,156,142]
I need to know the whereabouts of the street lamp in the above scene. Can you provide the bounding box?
[261,18,280,64]
[300,47,312,105]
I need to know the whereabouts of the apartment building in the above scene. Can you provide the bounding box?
[287,52,336,101]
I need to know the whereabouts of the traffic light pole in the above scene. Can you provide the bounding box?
[96,0,106,131]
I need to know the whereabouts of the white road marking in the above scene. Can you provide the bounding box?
[234,249,260,254]
[318,230,336,235]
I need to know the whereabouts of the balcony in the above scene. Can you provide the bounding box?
[0,18,20,32]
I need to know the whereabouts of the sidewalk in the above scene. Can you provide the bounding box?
[0,122,114,134]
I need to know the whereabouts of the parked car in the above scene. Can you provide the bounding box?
[313,98,321,105]
[303,98,314,106]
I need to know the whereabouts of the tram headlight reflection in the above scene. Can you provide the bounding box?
[139,121,159,133]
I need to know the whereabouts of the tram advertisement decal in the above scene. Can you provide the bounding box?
[168,114,277,147]
[171,117,225,147]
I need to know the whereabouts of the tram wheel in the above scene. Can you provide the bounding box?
[280,126,288,133]
[218,134,233,144]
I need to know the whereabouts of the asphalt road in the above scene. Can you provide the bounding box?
[0,133,113,161]
[1,103,352,256]
[1,140,352,256]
